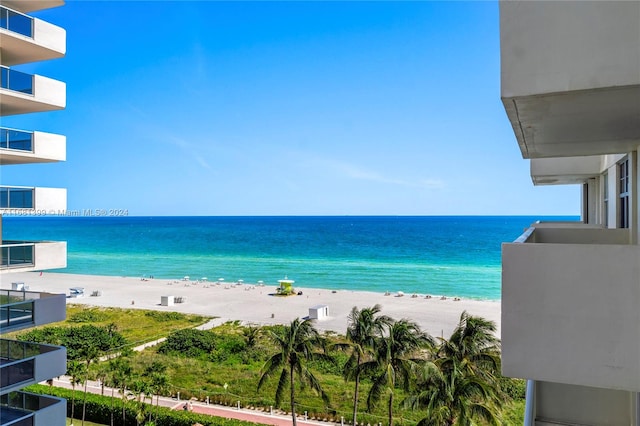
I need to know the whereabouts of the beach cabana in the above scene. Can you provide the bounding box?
[309,305,329,320]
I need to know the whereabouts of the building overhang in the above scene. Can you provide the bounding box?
[0,75,65,116]
[500,0,640,159]
[530,155,604,185]
[502,85,640,159]
[0,18,66,66]
[0,1,64,13]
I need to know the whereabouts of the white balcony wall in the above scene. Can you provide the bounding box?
[33,131,65,161]
[33,74,65,108]
[501,1,640,98]
[34,241,66,270]
[34,187,66,212]
[534,381,634,425]
[33,17,65,54]
[0,17,65,65]
[502,234,640,392]
[0,131,66,164]
[0,75,65,115]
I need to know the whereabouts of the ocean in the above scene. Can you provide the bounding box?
[3,216,578,300]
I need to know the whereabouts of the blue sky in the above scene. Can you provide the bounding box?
[3,1,579,216]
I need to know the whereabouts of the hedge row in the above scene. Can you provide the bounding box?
[27,384,262,426]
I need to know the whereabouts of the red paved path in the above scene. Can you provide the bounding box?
[174,401,339,426]
[53,377,342,426]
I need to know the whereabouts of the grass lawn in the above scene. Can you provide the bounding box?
[67,418,106,426]
[5,305,211,348]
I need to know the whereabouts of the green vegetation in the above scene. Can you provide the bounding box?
[258,318,332,426]
[7,305,210,347]
[29,385,262,426]
[29,305,524,425]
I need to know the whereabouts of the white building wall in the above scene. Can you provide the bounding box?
[501,1,640,98]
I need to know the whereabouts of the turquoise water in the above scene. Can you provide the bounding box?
[3,216,578,300]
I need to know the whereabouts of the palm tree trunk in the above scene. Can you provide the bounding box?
[82,375,88,426]
[155,394,160,423]
[290,367,297,426]
[122,387,126,425]
[110,387,115,426]
[71,385,76,424]
[387,392,393,426]
[353,371,361,426]
[352,352,362,426]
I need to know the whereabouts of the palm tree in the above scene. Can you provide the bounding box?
[109,357,133,425]
[335,305,391,426]
[67,360,85,426]
[407,364,501,426]
[438,311,500,379]
[405,312,503,426]
[257,318,332,426]
[365,319,432,426]
[143,360,169,423]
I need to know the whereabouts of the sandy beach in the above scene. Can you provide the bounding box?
[2,272,501,339]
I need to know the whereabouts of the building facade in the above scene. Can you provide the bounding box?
[500,1,640,424]
[1,1,68,425]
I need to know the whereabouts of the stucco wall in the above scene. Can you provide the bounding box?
[500,1,640,98]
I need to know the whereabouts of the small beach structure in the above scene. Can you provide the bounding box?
[11,282,27,291]
[161,295,175,306]
[277,277,295,295]
[309,305,329,320]
[69,287,84,298]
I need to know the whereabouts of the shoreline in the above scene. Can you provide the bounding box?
[3,271,502,339]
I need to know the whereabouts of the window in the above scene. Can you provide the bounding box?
[603,174,608,227]
[619,160,629,229]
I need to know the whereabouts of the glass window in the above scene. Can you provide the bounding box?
[619,160,630,229]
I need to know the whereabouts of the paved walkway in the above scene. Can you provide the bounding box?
[53,376,341,426]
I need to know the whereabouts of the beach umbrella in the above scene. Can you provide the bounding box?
[183,276,190,281]
[201,277,208,282]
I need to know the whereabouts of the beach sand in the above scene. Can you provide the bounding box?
[2,272,501,339]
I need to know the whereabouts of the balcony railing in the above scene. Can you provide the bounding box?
[0,187,34,209]
[0,128,33,152]
[0,242,35,269]
[0,391,65,426]
[0,6,33,38]
[0,291,38,330]
[0,340,56,390]
[0,339,66,395]
[0,66,33,95]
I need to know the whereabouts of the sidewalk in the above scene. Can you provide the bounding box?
[52,376,341,426]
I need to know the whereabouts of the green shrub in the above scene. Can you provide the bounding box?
[158,329,217,358]
[499,377,527,399]
[68,309,109,323]
[144,311,188,322]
